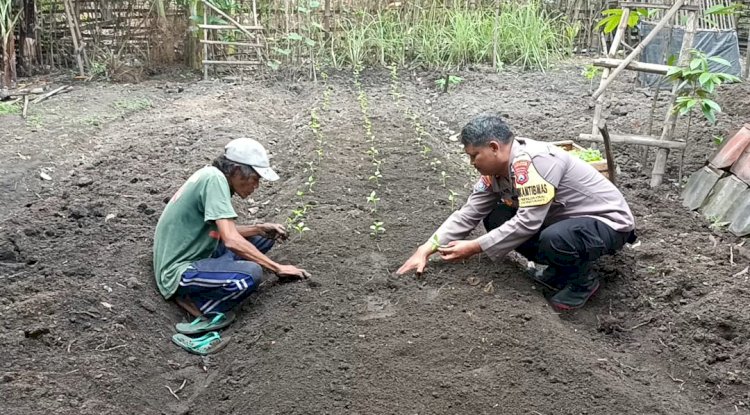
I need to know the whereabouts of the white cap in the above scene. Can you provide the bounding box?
[224,138,280,181]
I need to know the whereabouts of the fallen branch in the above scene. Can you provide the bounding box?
[166,379,188,400]
[32,85,71,104]
[628,317,654,331]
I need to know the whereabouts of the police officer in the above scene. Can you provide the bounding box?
[397,115,636,311]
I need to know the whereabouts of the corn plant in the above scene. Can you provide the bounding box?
[370,221,386,237]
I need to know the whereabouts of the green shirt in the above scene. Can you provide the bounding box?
[153,166,237,299]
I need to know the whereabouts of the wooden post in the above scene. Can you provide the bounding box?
[745,30,749,79]
[597,120,617,185]
[650,7,698,188]
[591,0,686,100]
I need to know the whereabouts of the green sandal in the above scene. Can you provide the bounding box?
[171,331,231,355]
[175,312,236,335]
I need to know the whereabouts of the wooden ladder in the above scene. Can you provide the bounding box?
[580,0,700,187]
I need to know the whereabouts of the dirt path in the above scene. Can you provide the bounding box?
[1,62,749,414]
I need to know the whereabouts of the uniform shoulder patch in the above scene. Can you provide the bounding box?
[512,154,555,208]
[473,175,493,193]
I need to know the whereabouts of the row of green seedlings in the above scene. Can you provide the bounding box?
[286,100,328,235]
[353,67,386,238]
[393,73,460,211]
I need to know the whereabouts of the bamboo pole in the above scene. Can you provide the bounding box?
[203,9,208,79]
[579,133,686,149]
[745,30,749,79]
[650,7,698,188]
[591,0,686,100]
[62,0,84,76]
[592,58,674,74]
[592,7,630,136]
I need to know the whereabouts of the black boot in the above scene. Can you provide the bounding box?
[527,266,566,291]
[549,276,600,311]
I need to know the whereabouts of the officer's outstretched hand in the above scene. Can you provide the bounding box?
[396,245,433,276]
[438,240,481,262]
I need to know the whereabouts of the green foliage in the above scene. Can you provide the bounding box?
[369,220,386,237]
[596,8,654,34]
[666,50,741,125]
[448,189,458,211]
[315,1,576,71]
[0,102,20,115]
[435,75,464,91]
[581,64,602,80]
[430,233,441,251]
[570,148,603,162]
[705,3,744,16]
[113,98,152,111]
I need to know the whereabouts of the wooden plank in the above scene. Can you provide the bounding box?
[591,0,686,100]
[202,60,262,65]
[198,24,263,30]
[579,133,687,149]
[200,40,262,47]
[592,58,674,75]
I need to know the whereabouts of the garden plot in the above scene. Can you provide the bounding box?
[1,64,749,414]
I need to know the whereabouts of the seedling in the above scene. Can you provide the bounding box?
[429,158,442,171]
[306,175,316,192]
[290,221,311,234]
[296,190,305,197]
[368,170,383,186]
[370,221,386,237]
[429,233,447,251]
[713,135,724,146]
[390,64,401,100]
[366,190,380,211]
[421,145,432,159]
[440,171,449,187]
[448,190,459,211]
[366,146,379,160]
[435,75,464,92]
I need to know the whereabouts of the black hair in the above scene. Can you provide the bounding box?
[212,155,258,179]
[459,115,514,147]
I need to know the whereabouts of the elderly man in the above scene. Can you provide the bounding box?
[398,115,636,311]
[154,138,309,354]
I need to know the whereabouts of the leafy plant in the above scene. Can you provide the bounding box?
[570,148,603,162]
[429,233,442,251]
[370,220,386,237]
[421,145,432,159]
[290,221,311,234]
[435,75,464,91]
[368,169,383,186]
[596,8,655,34]
[366,190,380,211]
[666,49,741,125]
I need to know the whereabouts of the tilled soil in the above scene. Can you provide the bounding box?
[1,61,749,414]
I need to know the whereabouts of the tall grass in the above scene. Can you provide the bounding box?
[270,0,577,72]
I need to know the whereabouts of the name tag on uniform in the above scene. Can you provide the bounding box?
[512,154,555,207]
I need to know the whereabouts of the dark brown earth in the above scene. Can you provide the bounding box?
[1,59,749,414]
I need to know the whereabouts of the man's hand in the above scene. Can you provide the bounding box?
[275,264,311,280]
[260,223,288,241]
[438,240,481,262]
[396,245,434,276]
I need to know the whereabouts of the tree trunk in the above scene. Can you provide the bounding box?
[2,34,17,88]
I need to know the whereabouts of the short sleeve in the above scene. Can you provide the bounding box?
[201,171,237,222]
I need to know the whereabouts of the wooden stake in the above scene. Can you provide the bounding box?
[597,121,617,185]
[591,0,686,100]
[650,7,698,188]
[745,30,749,79]
[592,58,673,75]
[62,0,84,77]
[22,95,29,118]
